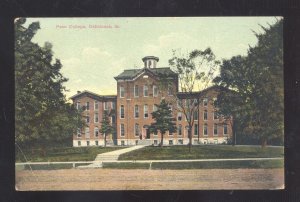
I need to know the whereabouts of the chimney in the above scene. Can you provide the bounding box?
[142,56,159,68]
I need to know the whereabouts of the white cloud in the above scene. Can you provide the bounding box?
[81,47,112,62]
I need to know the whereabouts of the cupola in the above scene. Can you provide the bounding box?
[142,56,159,68]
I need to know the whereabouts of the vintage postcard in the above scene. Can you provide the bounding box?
[15,17,284,190]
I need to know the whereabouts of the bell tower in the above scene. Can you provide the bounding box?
[142,56,159,68]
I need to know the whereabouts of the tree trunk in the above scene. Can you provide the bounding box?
[160,133,164,147]
[231,122,236,146]
[104,133,106,147]
[261,138,267,148]
[188,127,192,153]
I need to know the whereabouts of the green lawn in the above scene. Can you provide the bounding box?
[102,159,284,169]
[119,145,284,160]
[15,146,127,162]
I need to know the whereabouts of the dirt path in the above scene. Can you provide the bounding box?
[15,168,284,190]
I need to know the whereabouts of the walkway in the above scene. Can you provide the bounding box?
[79,145,146,168]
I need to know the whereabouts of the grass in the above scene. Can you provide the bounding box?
[101,159,283,169]
[16,146,127,162]
[119,145,284,160]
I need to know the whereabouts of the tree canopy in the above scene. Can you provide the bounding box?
[99,110,114,147]
[15,18,85,148]
[214,19,283,146]
[149,99,177,147]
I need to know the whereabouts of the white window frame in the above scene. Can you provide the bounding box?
[223,124,228,135]
[178,124,182,136]
[104,102,109,110]
[120,124,125,137]
[153,104,158,112]
[77,128,81,138]
[85,127,90,138]
[194,124,198,136]
[94,101,98,110]
[120,86,125,98]
[203,124,208,136]
[111,102,115,109]
[134,123,139,136]
[86,102,90,111]
[134,85,139,97]
[214,124,218,136]
[143,85,148,97]
[87,140,90,146]
[94,127,99,137]
[120,105,125,119]
[134,105,139,118]
[86,114,90,124]
[177,112,182,121]
[203,98,208,107]
[95,140,99,146]
[76,102,81,110]
[153,85,158,97]
[203,110,208,121]
[94,113,99,123]
[144,104,149,118]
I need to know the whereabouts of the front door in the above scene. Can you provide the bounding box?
[146,129,150,139]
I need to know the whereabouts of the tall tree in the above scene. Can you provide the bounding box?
[167,48,219,152]
[214,19,283,147]
[149,99,177,147]
[15,18,85,150]
[99,110,114,147]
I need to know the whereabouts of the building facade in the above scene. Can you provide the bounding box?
[70,91,117,147]
[71,56,232,147]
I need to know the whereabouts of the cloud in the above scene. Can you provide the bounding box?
[142,32,199,57]
[81,47,112,62]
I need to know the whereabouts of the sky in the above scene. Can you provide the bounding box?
[25,17,280,100]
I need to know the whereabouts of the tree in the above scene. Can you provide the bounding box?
[99,110,114,147]
[214,19,283,147]
[149,99,177,147]
[167,48,219,152]
[15,18,85,150]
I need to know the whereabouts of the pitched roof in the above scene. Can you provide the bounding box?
[69,90,117,100]
[176,85,231,98]
[114,67,177,80]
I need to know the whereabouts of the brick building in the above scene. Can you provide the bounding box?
[71,56,231,147]
[70,91,117,147]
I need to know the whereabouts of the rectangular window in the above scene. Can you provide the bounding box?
[111,102,116,109]
[104,102,108,110]
[144,105,148,118]
[203,98,208,107]
[121,140,125,146]
[185,99,190,107]
[214,124,218,136]
[76,102,81,110]
[224,124,228,135]
[94,113,98,123]
[194,124,198,136]
[86,114,90,123]
[214,112,218,120]
[77,128,81,138]
[153,104,158,112]
[85,127,90,138]
[153,85,158,97]
[94,127,99,137]
[144,85,148,97]
[94,101,98,110]
[154,140,158,145]
[120,86,125,98]
[120,124,125,137]
[120,105,125,119]
[111,115,116,124]
[78,141,81,146]
[95,141,98,146]
[214,139,218,144]
[193,111,198,121]
[203,139,208,144]
[86,102,90,110]
[134,105,139,118]
[168,85,173,96]
[203,124,208,136]
[87,141,90,146]
[135,123,139,136]
[169,140,173,145]
[203,110,208,120]
[178,124,182,136]
[177,112,182,121]
[134,85,139,97]
[178,139,183,145]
